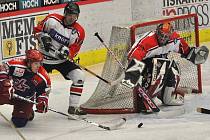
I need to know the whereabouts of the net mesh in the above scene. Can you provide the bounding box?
[81,14,200,114]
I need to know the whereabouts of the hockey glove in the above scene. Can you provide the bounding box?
[41,36,52,52]
[36,93,48,113]
[0,79,14,104]
[57,46,69,59]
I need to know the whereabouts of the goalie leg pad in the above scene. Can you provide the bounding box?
[162,86,184,105]
[161,61,183,105]
[134,85,160,113]
[147,58,171,98]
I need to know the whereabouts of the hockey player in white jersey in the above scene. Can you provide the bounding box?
[33,2,86,115]
[121,22,209,112]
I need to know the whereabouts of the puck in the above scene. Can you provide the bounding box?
[138,122,143,128]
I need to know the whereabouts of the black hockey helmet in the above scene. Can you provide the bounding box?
[64,2,80,15]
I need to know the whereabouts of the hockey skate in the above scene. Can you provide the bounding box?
[68,106,87,115]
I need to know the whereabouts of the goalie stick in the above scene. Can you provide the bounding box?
[197,107,210,114]
[94,32,126,70]
[12,94,126,130]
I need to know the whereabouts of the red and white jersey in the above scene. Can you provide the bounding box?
[34,14,85,64]
[128,31,190,61]
[0,58,51,98]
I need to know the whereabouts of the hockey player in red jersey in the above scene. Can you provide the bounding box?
[122,22,209,112]
[0,49,51,127]
[33,2,86,115]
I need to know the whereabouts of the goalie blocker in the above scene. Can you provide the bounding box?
[121,57,185,113]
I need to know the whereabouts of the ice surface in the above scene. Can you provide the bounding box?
[0,44,210,140]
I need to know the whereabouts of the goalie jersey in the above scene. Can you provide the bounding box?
[128,31,191,61]
[34,14,85,64]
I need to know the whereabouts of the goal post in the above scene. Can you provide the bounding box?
[81,13,201,114]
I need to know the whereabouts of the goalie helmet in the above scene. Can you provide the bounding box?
[156,22,174,46]
[25,49,43,62]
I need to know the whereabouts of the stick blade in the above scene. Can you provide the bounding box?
[67,114,86,120]
[197,107,210,114]
[107,118,126,130]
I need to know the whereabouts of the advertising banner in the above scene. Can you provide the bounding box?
[0,0,19,13]
[61,0,81,3]
[19,0,41,10]
[41,0,61,7]
[162,0,209,26]
[0,13,48,60]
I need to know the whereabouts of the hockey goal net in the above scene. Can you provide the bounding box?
[81,14,201,114]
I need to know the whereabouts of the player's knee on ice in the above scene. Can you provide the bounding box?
[11,117,28,128]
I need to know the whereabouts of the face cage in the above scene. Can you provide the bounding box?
[156,30,171,46]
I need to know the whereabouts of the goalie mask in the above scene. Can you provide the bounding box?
[64,2,80,26]
[156,22,174,46]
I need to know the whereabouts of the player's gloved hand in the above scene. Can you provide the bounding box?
[57,46,69,59]
[36,93,48,113]
[0,79,14,99]
[41,36,52,52]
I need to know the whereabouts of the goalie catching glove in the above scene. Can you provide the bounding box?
[186,45,209,65]
[36,93,48,113]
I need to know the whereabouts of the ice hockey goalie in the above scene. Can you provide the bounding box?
[121,22,209,113]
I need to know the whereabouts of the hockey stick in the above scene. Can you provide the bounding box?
[12,94,126,130]
[197,107,210,114]
[75,63,112,86]
[46,46,112,86]
[94,32,126,70]
[0,111,26,140]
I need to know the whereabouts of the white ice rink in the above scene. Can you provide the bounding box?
[0,44,210,140]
